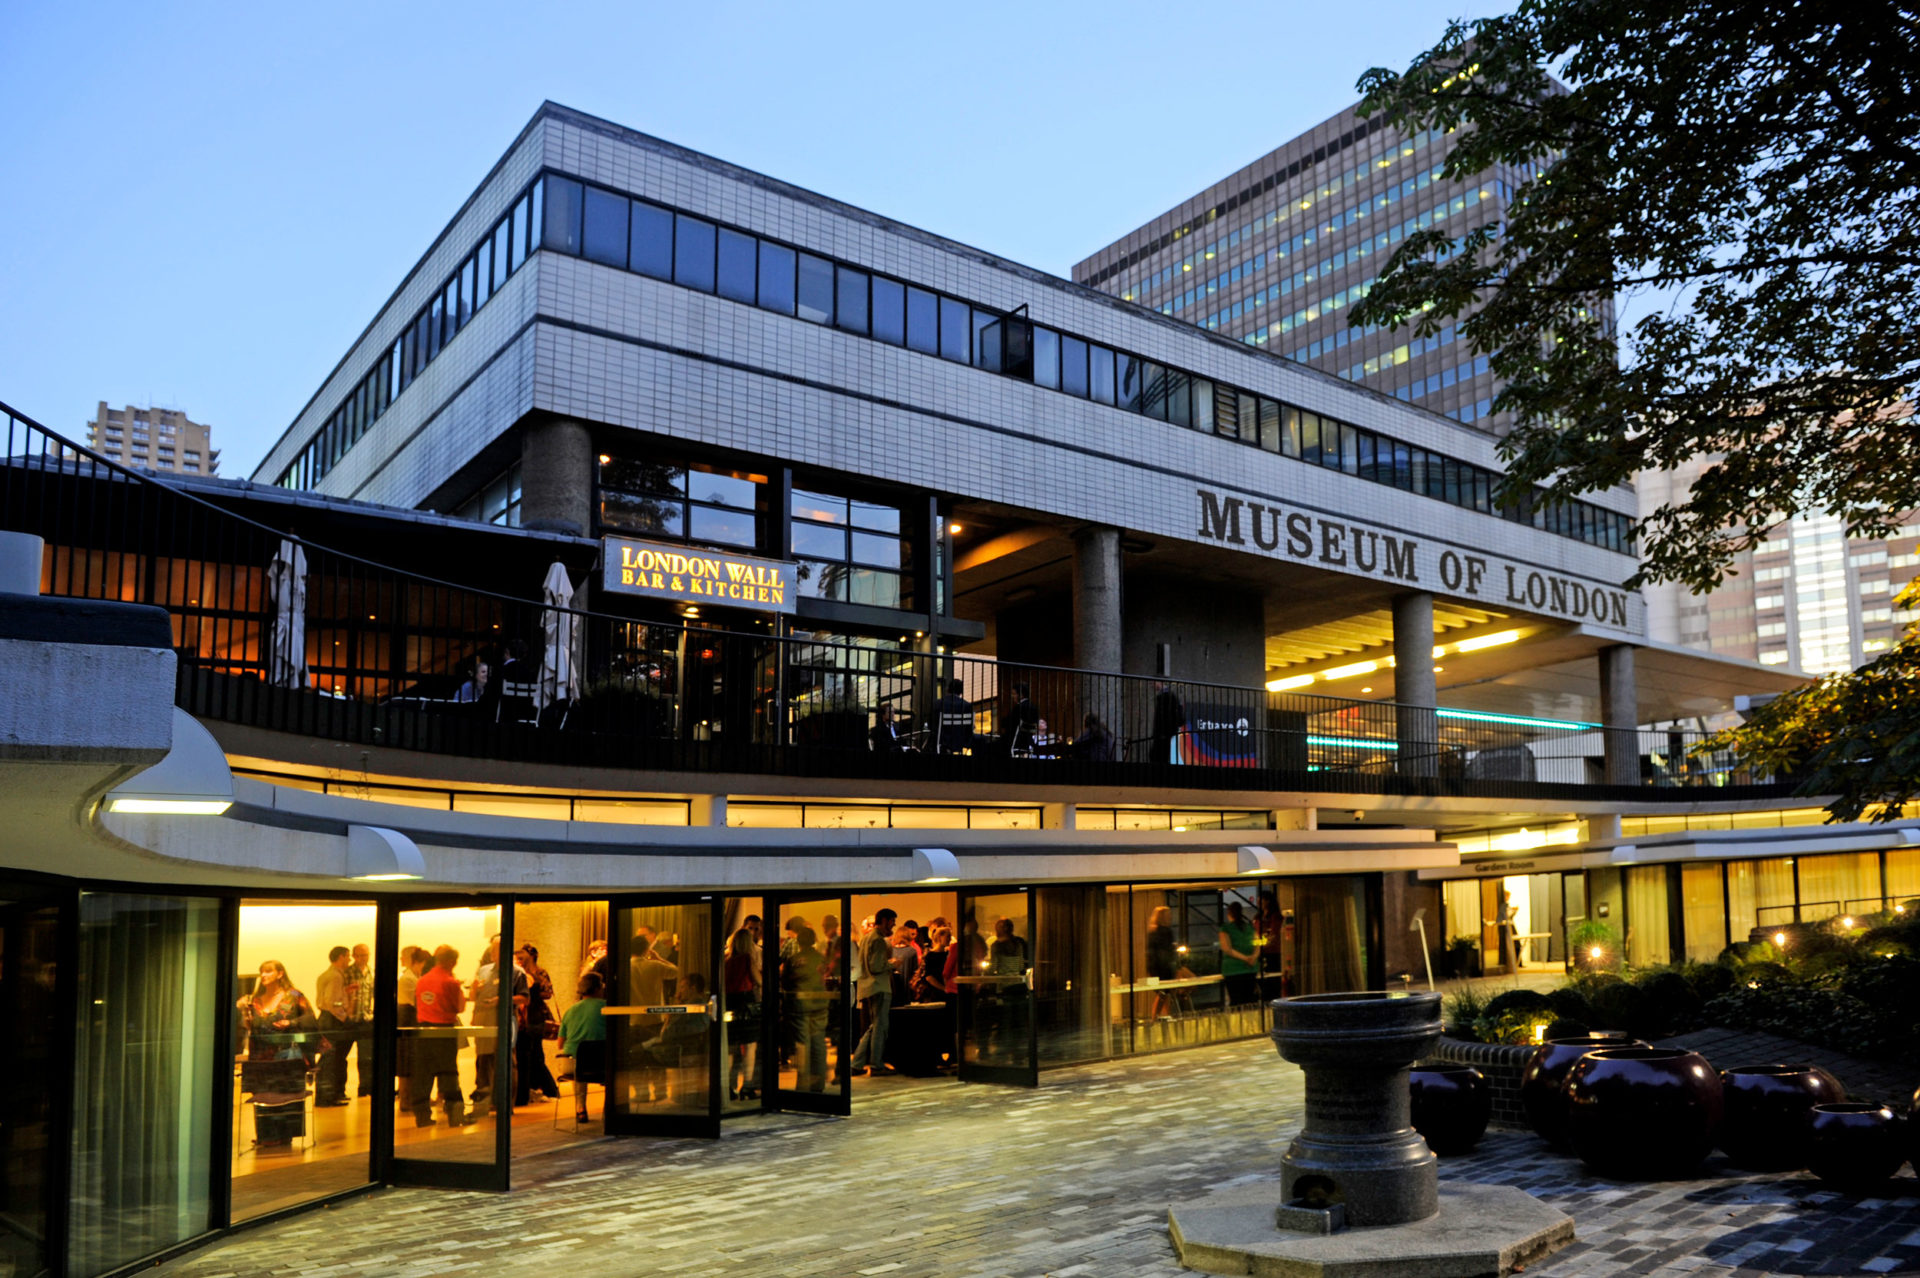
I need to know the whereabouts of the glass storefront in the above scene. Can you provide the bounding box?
[391,905,504,1170]
[70,893,221,1276]
[0,895,61,1278]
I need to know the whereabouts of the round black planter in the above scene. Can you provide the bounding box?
[1409,1064,1491,1155]
[1717,1064,1846,1171]
[1520,1031,1644,1147]
[1564,1047,1723,1179]
[1806,1103,1907,1190]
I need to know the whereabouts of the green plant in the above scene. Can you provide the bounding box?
[1569,920,1622,970]
[1547,986,1597,1025]
[1483,989,1554,1020]
[1442,987,1488,1040]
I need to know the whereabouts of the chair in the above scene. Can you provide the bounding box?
[498,680,539,726]
[551,1081,604,1132]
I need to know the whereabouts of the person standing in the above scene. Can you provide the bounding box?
[236,960,319,1148]
[1217,901,1259,1006]
[469,934,502,1106]
[780,923,828,1092]
[935,679,974,754]
[1150,680,1187,764]
[313,946,354,1107]
[347,943,374,1099]
[411,946,471,1129]
[1004,682,1040,756]
[848,909,898,1077]
[820,913,846,1084]
[512,944,560,1107]
[1146,905,1179,1021]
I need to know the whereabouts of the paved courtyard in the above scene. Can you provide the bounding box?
[160,1039,1919,1278]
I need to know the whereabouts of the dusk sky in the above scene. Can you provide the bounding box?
[1,1,1495,477]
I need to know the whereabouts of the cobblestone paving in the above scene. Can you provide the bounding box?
[158,1039,1918,1278]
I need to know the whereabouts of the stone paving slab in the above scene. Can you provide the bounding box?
[155,1040,1919,1278]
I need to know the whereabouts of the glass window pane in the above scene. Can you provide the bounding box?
[1140,362,1168,419]
[1166,370,1192,427]
[541,176,584,254]
[871,277,905,344]
[475,238,493,306]
[459,257,476,326]
[835,266,869,333]
[601,490,683,535]
[1258,398,1282,453]
[1236,391,1258,442]
[795,562,846,600]
[492,220,511,289]
[1033,327,1060,389]
[791,489,847,524]
[444,279,461,340]
[1115,353,1141,411]
[849,568,901,608]
[850,500,899,533]
[973,309,998,369]
[630,201,674,279]
[796,253,833,323]
[1357,432,1378,481]
[510,193,531,270]
[529,177,544,251]
[70,894,220,1275]
[1089,346,1115,404]
[757,241,796,314]
[1061,335,1089,397]
[1192,379,1216,432]
[940,297,971,362]
[1300,412,1322,465]
[1392,441,1413,489]
[688,470,757,510]
[689,505,757,547]
[717,228,757,303]
[905,287,939,353]
[673,215,717,292]
[792,523,846,559]
[582,185,629,267]
[851,530,900,567]
[427,295,445,361]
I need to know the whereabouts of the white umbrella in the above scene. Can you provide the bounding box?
[266,538,308,689]
[538,561,579,709]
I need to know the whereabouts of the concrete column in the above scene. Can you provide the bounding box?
[1070,526,1123,672]
[0,532,44,594]
[1042,802,1077,830]
[1599,644,1639,787]
[689,794,728,827]
[518,418,594,537]
[1392,591,1438,778]
[1272,807,1318,831]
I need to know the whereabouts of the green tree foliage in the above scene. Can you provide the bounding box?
[1352,2,1920,820]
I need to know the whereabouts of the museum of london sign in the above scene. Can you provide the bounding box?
[601,535,797,614]
[1194,487,1634,630]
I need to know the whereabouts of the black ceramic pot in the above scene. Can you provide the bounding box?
[1717,1064,1846,1171]
[1520,1031,1644,1147]
[1409,1064,1491,1155]
[1806,1103,1907,1190]
[1564,1047,1723,1179]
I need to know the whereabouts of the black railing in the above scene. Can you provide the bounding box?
[0,400,1782,799]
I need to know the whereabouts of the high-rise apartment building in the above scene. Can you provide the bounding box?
[1074,100,1585,434]
[1639,457,1920,675]
[84,402,218,475]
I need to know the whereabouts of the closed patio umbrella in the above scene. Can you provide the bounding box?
[539,560,579,709]
[266,538,308,689]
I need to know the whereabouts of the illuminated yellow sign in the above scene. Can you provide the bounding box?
[601,536,796,614]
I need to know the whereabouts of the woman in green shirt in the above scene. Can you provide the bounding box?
[1218,901,1259,1006]
[559,971,608,1123]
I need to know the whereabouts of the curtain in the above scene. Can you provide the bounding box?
[1033,886,1105,1067]
[1295,877,1364,994]
[1886,849,1920,905]
[1797,852,1881,923]
[70,893,220,1276]
[1625,867,1671,966]
[1679,863,1726,961]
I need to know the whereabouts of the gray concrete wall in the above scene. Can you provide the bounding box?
[1120,577,1266,688]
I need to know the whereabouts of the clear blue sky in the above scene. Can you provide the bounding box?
[0,1,1493,478]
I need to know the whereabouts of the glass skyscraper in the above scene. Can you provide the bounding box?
[1073,99,1586,435]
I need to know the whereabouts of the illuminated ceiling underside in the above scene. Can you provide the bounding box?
[1265,603,1506,669]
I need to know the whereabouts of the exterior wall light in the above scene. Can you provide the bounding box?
[1237,846,1281,875]
[1773,931,1788,947]
[104,709,234,815]
[1588,945,1604,961]
[347,825,425,881]
[910,847,959,883]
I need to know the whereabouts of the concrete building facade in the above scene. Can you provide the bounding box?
[85,401,218,474]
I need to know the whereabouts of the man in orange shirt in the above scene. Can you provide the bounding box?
[411,945,474,1129]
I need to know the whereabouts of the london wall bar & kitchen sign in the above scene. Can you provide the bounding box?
[601,536,797,614]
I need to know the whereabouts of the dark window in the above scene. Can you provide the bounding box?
[796,253,834,323]
[475,238,493,307]
[689,505,756,547]
[1443,457,1462,505]
[542,176,584,254]
[1426,453,1448,499]
[871,277,905,344]
[717,228,757,303]
[1115,353,1141,411]
[1090,346,1115,404]
[835,266,869,333]
[582,186,628,266]
[689,470,757,510]
[1166,370,1192,427]
[427,295,445,361]
[459,257,476,326]
[1033,327,1060,389]
[973,309,999,369]
[492,220,511,290]
[529,178,544,250]
[1236,392,1257,442]
[905,287,939,354]
[1392,441,1414,490]
[673,215,716,292]
[1192,378,1216,432]
[1357,432,1379,481]
[443,279,461,342]
[792,522,845,559]
[1060,336,1089,397]
[1300,412,1324,466]
[630,201,674,279]
[510,193,531,270]
[757,241,795,314]
[940,297,970,363]
[1140,362,1168,419]
[1257,398,1282,453]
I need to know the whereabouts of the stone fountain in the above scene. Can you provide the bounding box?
[1167,990,1574,1277]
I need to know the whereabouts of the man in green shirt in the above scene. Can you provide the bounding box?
[1218,901,1259,1006]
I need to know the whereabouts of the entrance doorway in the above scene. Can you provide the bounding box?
[507,900,611,1159]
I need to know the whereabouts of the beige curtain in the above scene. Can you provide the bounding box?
[1625,866,1671,965]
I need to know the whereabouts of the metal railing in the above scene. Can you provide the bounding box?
[0,400,1783,798]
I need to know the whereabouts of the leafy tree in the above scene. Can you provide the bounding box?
[1351,1,1920,820]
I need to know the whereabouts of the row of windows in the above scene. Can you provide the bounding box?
[277,176,543,490]
[1115,126,1447,299]
[530,172,1635,555]
[1393,354,1491,403]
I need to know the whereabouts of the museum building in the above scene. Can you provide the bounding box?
[2,102,1914,1277]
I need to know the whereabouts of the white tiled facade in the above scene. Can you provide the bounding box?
[254,104,1644,639]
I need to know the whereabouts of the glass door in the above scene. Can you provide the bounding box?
[955,889,1036,1087]
[605,896,721,1139]
[383,898,510,1190]
[765,894,851,1115]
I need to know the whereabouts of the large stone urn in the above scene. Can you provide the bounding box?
[1271,990,1442,1227]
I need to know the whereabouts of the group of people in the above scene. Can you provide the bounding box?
[235,946,376,1150]
[868,680,1189,764]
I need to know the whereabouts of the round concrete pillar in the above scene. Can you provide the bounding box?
[519,419,594,537]
[1071,526,1122,673]
[0,531,44,595]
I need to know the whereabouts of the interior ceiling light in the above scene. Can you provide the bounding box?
[1453,628,1526,653]
[1320,660,1378,681]
[1266,674,1315,692]
[947,522,963,535]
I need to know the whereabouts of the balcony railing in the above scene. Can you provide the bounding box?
[1,399,1783,800]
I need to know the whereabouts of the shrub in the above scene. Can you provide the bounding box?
[1635,969,1702,1034]
[1443,987,1488,1040]
[1590,980,1647,1037]
[1683,962,1736,1002]
[1547,986,1597,1025]
[1544,1017,1590,1039]
[1483,988,1554,1020]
